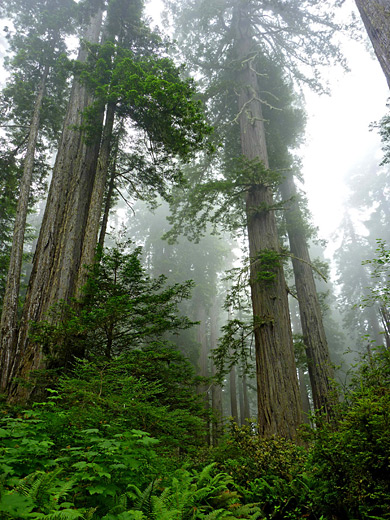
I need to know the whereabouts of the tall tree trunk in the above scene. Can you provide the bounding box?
[210,302,223,445]
[196,305,211,444]
[7,12,104,401]
[76,102,116,293]
[229,361,239,423]
[280,174,336,421]
[234,6,302,438]
[98,124,121,248]
[0,65,49,392]
[241,372,251,423]
[355,0,390,89]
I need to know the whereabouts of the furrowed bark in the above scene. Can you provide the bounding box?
[355,0,390,89]
[7,11,104,401]
[0,65,48,392]
[76,101,116,294]
[280,174,336,421]
[234,6,302,438]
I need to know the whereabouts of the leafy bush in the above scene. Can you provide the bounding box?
[307,347,390,519]
[0,398,160,519]
[31,243,195,366]
[56,347,209,451]
[212,423,314,519]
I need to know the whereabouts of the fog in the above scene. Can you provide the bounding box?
[145,0,389,261]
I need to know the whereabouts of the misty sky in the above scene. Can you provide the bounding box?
[1,0,388,258]
[145,0,389,257]
[302,37,388,247]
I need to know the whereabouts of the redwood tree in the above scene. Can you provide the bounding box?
[0,0,75,393]
[4,0,212,401]
[355,0,390,89]
[164,0,346,438]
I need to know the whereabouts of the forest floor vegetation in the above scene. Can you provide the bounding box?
[0,345,390,520]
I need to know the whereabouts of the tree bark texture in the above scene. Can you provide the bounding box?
[280,174,336,420]
[7,12,104,401]
[0,65,49,392]
[355,0,390,88]
[77,102,116,293]
[234,7,302,438]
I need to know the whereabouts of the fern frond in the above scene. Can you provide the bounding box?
[196,463,217,487]
[32,509,86,520]
[228,502,263,519]
[202,508,235,519]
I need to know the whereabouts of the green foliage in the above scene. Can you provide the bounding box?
[211,317,254,382]
[2,342,390,519]
[56,348,208,450]
[214,422,306,488]
[106,463,262,519]
[306,347,390,519]
[254,250,281,285]
[78,40,213,158]
[32,244,195,362]
[362,238,390,308]
[0,396,160,519]
[212,423,316,520]
[0,403,262,519]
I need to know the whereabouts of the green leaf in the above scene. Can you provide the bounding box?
[0,492,34,516]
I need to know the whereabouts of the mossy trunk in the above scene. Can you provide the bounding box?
[7,12,104,402]
[0,65,48,392]
[234,6,302,438]
[355,0,390,88]
[280,174,336,421]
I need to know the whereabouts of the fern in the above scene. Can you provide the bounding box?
[118,463,263,520]
[32,510,86,520]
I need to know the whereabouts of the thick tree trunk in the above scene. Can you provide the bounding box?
[280,174,336,420]
[355,0,390,89]
[76,102,116,293]
[99,168,116,248]
[7,12,104,401]
[0,65,49,392]
[235,7,302,438]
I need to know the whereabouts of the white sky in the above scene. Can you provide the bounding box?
[301,38,388,246]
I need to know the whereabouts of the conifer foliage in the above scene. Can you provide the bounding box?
[0,0,212,400]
